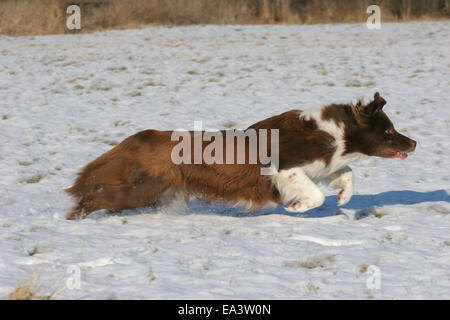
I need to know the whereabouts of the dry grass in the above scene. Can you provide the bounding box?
[24,174,44,184]
[0,0,448,35]
[7,265,64,300]
[286,255,335,269]
[359,264,369,273]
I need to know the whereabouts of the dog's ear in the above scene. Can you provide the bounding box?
[365,92,386,115]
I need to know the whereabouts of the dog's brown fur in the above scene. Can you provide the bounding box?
[65,129,280,219]
[65,93,416,219]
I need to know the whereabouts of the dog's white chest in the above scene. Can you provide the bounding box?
[299,108,364,180]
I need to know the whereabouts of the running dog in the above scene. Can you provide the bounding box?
[65,92,416,219]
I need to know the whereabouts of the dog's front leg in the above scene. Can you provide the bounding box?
[273,168,325,213]
[327,166,353,206]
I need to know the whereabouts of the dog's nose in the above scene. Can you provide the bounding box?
[409,140,417,152]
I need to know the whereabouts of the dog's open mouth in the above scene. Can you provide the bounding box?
[385,148,408,159]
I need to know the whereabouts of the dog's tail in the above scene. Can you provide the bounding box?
[64,147,122,220]
[64,174,94,220]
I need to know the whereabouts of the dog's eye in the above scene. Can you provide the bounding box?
[385,129,394,135]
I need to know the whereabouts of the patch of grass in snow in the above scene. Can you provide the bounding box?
[304,281,320,296]
[19,161,33,166]
[107,66,127,72]
[285,255,335,269]
[113,120,130,127]
[90,84,112,91]
[104,140,119,146]
[345,80,376,88]
[24,174,44,184]
[222,121,236,129]
[147,269,156,282]
[128,91,142,97]
[23,226,41,232]
[373,209,389,219]
[69,126,84,133]
[194,56,212,64]
[91,137,119,146]
[7,265,64,300]
[355,207,387,220]
[429,205,448,214]
[27,247,39,256]
[359,265,369,273]
[27,244,55,256]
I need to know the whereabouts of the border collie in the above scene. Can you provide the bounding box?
[65,92,416,219]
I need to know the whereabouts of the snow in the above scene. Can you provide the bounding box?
[0,21,449,299]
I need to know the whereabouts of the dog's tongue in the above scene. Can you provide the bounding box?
[386,149,408,159]
[395,151,408,159]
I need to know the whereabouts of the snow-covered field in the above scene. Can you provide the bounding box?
[0,22,449,299]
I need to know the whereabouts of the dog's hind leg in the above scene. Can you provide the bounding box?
[151,188,190,214]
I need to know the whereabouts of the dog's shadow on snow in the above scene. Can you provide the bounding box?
[186,189,450,218]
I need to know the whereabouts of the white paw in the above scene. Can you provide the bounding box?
[286,196,325,213]
[337,188,353,206]
[286,200,310,213]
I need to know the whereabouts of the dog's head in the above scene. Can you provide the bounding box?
[347,92,416,159]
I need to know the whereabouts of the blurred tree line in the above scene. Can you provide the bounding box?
[1,0,448,35]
